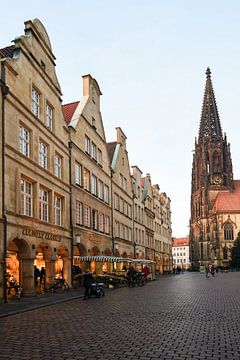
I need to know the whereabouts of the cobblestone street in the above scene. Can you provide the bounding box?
[1,272,240,360]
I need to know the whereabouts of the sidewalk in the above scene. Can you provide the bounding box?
[0,287,85,318]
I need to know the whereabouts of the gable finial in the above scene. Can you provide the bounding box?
[206,67,211,79]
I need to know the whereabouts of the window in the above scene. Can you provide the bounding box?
[124,226,129,240]
[98,149,102,166]
[92,209,98,230]
[105,216,110,234]
[54,196,62,226]
[123,177,127,191]
[83,168,90,191]
[115,221,119,237]
[21,179,32,216]
[99,213,104,232]
[104,185,109,203]
[120,198,124,213]
[84,206,91,227]
[91,142,97,161]
[76,201,83,225]
[92,117,96,129]
[98,180,104,200]
[39,141,48,169]
[85,135,90,154]
[75,163,82,186]
[19,126,30,157]
[45,103,53,130]
[54,154,62,178]
[115,193,119,210]
[91,174,97,196]
[120,174,123,188]
[39,188,48,222]
[32,88,40,117]
[224,223,234,240]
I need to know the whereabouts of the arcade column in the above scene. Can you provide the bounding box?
[21,258,35,296]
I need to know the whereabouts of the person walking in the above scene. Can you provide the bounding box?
[205,264,210,279]
[83,269,93,300]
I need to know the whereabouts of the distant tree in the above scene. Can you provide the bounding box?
[231,232,240,268]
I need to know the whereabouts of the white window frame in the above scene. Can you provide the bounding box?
[76,200,83,225]
[99,213,104,232]
[54,195,62,226]
[54,154,62,178]
[39,141,48,169]
[85,135,90,154]
[45,103,53,130]
[75,163,82,186]
[91,142,97,161]
[105,216,110,234]
[39,188,48,222]
[98,180,104,200]
[98,149,102,166]
[84,206,91,227]
[21,179,32,217]
[91,174,97,196]
[92,209,98,230]
[83,168,90,191]
[32,87,40,118]
[19,126,30,157]
[104,185,109,203]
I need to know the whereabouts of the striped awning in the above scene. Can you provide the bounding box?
[73,255,155,264]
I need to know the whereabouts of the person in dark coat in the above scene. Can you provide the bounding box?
[83,269,93,300]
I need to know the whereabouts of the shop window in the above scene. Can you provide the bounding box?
[21,178,33,217]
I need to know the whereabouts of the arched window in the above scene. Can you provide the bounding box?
[224,223,234,240]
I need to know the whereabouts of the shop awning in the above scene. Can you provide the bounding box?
[74,255,155,264]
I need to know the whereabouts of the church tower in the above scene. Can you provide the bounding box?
[190,68,233,269]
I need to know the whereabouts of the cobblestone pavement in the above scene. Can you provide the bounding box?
[1,272,240,360]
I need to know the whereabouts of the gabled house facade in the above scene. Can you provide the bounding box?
[107,128,134,259]
[62,75,112,275]
[0,19,71,299]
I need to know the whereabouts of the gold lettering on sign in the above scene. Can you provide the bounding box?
[22,228,62,242]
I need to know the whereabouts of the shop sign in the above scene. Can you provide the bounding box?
[22,228,62,242]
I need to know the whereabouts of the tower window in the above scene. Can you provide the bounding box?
[224,223,234,241]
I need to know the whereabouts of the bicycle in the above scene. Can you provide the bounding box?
[45,278,69,293]
[7,283,23,300]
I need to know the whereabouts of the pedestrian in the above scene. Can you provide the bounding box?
[83,269,93,300]
[39,266,46,287]
[127,266,136,287]
[205,264,209,278]
[211,265,215,277]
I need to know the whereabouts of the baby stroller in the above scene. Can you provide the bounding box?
[90,282,105,298]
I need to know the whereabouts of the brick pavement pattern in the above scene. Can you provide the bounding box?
[0,273,240,360]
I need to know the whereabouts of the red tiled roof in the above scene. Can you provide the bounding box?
[62,101,79,124]
[106,142,117,162]
[214,180,240,212]
[172,237,189,247]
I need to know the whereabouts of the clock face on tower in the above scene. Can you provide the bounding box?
[212,175,222,185]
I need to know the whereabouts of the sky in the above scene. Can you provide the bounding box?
[1,1,240,237]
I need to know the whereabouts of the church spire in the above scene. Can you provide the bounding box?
[198,67,222,143]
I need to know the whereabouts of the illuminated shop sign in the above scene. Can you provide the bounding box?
[22,228,62,242]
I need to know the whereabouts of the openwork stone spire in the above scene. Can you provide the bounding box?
[198,67,222,143]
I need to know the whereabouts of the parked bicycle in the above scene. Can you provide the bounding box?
[6,276,23,300]
[45,278,69,293]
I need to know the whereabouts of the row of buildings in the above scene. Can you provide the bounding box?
[0,19,172,300]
